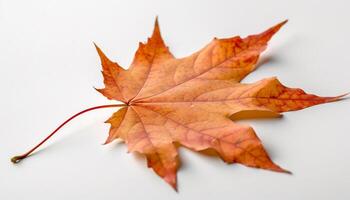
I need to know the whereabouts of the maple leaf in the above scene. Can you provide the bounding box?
[93,18,344,190]
[11,18,345,191]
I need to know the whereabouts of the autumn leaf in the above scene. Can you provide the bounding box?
[12,18,345,191]
[93,18,343,190]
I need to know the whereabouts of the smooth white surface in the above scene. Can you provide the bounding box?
[1,0,349,199]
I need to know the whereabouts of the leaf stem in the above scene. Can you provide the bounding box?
[11,104,126,164]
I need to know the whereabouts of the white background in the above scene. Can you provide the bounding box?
[1,0,349,199]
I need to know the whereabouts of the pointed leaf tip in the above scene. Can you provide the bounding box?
[152,16,161,38]
[269,19,288,33]
[281,19,288,26]
[93,42,104,57]
[326,93,350,102]
[251,19,288,45]
[164,174,177,191]
[155,16,159,26]
[93,42,100,51]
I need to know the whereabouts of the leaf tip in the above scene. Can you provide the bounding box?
[339,92,349,98]
[325,92,349,103]
[152,16,160,36]
[165,175,178,191]
[93,42,105,59]
[270,164,292,174]
[270,19,288,34]
[155,15,159,25]
[281,19,289,26]
[93,86,103,94]
[172,185,178,192]
[274,19,288,30]
[93,42,100,51]
[280,168,292,174]
[262,19,288,40]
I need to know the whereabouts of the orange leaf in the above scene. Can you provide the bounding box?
[95,18,343,190]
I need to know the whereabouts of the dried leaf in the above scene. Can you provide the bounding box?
[95,18,343,190]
